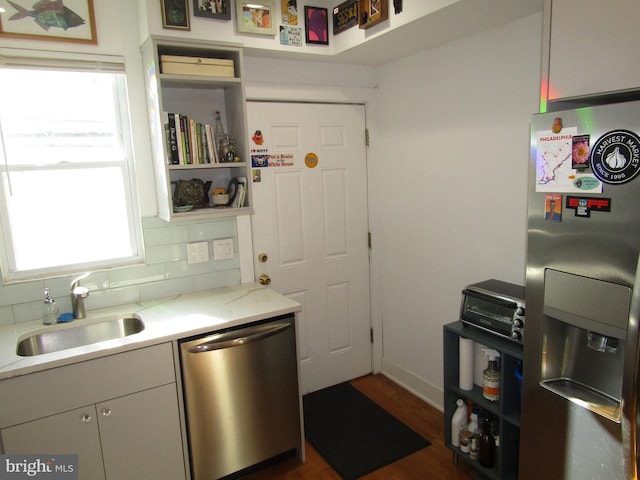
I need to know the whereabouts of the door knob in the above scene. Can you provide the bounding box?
[81,413,92,422]
[258,252,268,263]
[101,407,112,417]
[259,274,271,285]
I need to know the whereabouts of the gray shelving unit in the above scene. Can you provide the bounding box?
[443,321,523,479]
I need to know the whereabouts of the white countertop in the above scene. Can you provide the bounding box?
[0,283,301,380]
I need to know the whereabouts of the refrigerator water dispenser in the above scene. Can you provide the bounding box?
[539,270,631,423]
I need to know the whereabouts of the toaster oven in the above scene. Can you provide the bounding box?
[460,279,525,343]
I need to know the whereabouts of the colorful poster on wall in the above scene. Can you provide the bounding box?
[281,0,298,25]
[333,0,358,34]
[280,25,302,46]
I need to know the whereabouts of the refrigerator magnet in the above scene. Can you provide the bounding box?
[572,135,590,170]
[565,196,612,218]
[590,130,640,185]
[545,194,562,221]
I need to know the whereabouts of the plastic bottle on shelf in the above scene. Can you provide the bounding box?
[451,398,467,447]
[468,408,481,460]
[467,407,479,433]
[482,348,501,402]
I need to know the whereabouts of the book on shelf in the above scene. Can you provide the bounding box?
[164,112,180,165]
[163,112,219,165]
[231,177,247,208]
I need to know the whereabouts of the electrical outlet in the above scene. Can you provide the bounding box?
[187,242,209,264]
[213,238,234,260]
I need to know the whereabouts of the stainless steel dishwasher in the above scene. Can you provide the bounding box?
[179,314,301,480]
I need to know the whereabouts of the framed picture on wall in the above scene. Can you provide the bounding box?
[358,0,388,29]
[304,6,328,45]
[0,0,98,44]
[236,0,276,36]
[161,0,191,30]
[333,0,358,35]
[193,0,231,20]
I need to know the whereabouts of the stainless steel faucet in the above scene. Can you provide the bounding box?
[71,273,90,319]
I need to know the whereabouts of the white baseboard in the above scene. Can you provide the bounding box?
[381,357,444,412]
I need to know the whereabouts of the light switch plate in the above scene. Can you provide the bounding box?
[187,242,209,264]
[213,238,234,260]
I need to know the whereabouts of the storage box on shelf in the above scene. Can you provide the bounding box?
[141,36,252,221]
[443,321,523,480]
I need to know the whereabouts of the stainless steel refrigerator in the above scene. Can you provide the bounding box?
[520,100,640,479]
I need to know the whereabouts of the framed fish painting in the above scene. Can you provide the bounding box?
[0,0,97,44]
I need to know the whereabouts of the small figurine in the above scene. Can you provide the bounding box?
[552,117,563,133]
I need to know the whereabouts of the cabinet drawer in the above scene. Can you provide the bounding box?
[0,343,175,428]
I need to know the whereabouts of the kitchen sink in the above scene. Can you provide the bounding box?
[16,315,145,357]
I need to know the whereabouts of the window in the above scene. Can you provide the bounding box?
[0,59,143,282]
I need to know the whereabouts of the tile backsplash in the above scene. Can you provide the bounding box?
[0,216,241,326]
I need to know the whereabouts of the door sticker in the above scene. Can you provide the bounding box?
[252,130,264,145]
[590,130,640,185]
[305,152,318,168]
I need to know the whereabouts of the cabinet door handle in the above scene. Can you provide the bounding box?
[101,407,112,417]
[81,413,92,422]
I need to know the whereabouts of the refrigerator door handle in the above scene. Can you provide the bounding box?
[621,255,640,479]
[187,322,291,353]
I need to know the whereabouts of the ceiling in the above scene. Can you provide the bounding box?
[245,0,544,66]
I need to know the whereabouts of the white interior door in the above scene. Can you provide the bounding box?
[247,101,371,394]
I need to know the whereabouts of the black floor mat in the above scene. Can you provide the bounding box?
[303,382,431,480]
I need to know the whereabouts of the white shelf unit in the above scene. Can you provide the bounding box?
[141,36,253,221]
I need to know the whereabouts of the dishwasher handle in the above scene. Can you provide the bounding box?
[187,322,291,353]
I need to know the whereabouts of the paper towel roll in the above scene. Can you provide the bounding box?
[459,337,474,391]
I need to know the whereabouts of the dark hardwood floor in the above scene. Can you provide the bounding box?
[241,374,475,480]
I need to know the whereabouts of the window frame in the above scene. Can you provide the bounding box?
[0,51,144,283]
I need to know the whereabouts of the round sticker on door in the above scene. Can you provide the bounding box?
[590,129,640,185]
[305,152,318,168]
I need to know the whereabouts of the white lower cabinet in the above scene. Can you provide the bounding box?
[0,343,186,480]
[99,384,184,480]
[2,405,105,480]
[2,384,183,480]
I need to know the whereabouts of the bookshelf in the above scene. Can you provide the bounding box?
[141,36,252,221]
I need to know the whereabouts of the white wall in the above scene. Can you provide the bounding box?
[368,13,542,407]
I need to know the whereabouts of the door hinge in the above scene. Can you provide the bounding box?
[368,232,372,249]
[365,128,370,146]
[370,327,374,343]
